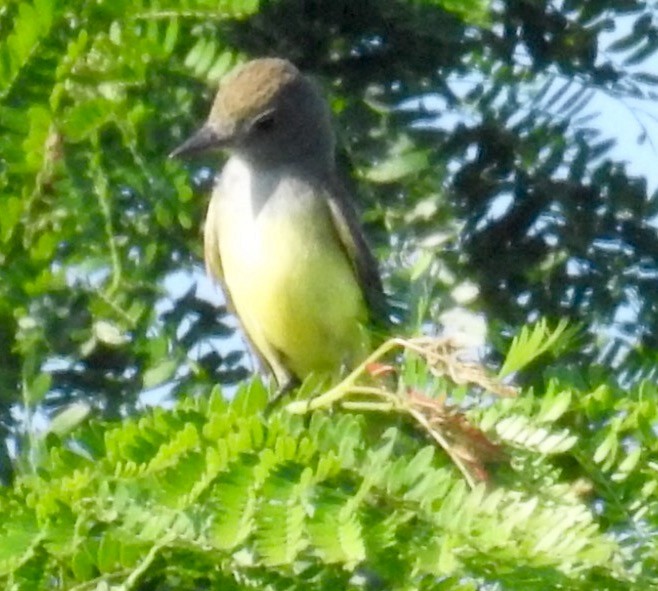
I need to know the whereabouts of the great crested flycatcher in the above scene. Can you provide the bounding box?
[171,58,387,391]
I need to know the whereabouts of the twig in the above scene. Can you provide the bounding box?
[285,336,512,487]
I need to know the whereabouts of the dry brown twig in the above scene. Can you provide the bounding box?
[400,336,517,398]
[285,336,518,487]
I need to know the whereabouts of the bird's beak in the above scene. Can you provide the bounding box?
[169,123,234,159]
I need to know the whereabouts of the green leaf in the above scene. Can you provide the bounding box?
[363,149,429,183]
[537,389,572,423]
[26,372,51,405]
[230,379,269,416]
[143,358,179,388]
[49,402,91,436]
[62,98,116,141]
[499,318,578,377]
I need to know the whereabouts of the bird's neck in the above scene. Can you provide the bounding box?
[222,155,334,217]
[228,152,335,186]
[233,143,335,176]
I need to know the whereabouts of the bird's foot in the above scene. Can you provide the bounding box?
[264,377,300,415]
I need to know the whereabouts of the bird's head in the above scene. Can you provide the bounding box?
[170,58,335,167]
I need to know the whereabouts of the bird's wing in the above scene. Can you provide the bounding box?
[324,179,390,330]
[203,192,230,300]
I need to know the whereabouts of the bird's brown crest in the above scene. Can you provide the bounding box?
[210,58,300,122]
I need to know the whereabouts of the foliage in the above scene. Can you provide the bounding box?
[498,317,581,377]
[1,339,657,589]
[1,0,658,587]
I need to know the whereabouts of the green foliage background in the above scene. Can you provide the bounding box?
[1,0,658,588]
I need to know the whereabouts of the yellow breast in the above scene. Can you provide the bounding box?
[212,159,369,382]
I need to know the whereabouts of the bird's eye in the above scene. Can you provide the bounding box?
[251,110,276,133]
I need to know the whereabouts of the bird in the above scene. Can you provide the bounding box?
[171,57,387,393]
